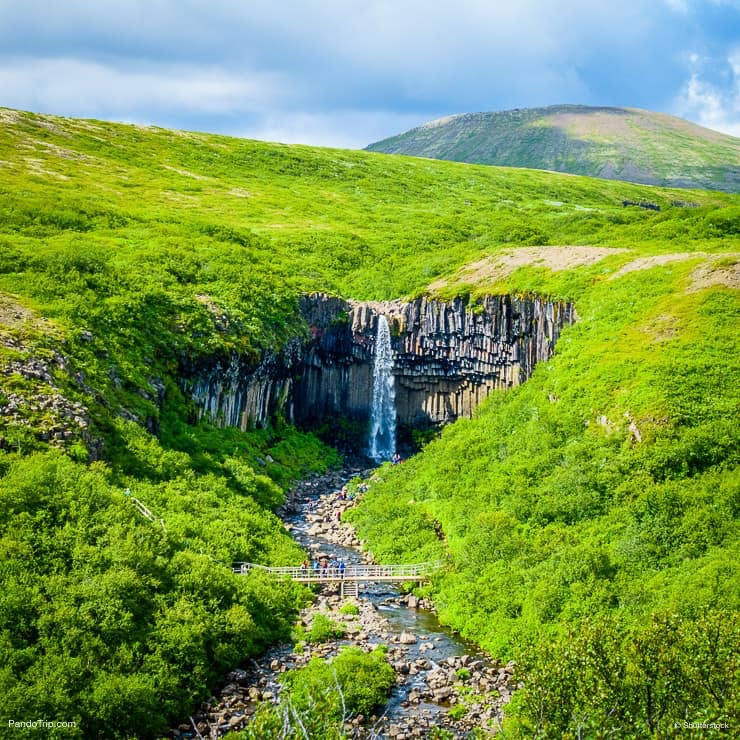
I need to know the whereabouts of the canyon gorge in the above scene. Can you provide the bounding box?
[186,293,576,446]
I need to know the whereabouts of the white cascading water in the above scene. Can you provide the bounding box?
[368,315,397,461]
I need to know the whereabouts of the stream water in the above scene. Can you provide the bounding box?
[288,491,469,725]
[277,467,509,737]
[177,467,512,738]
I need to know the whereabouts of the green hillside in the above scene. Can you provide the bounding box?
[0,107,738,737]
[366,104,740,192]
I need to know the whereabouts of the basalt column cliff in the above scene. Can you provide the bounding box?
[187,294,575,434]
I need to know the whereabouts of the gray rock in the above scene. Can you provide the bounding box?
[433,687,453,702]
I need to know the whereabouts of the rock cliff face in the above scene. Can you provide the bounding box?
[189,338,303,431]
[185,293,575,434]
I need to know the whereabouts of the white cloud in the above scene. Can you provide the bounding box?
[674,49,740,136]
[664,0,740,11]
[0,54,437,148]
[0,1,736,146]
[238,111,429,150]
[0,55,429,147]
[0,57,287,118]
[664,0,690,12]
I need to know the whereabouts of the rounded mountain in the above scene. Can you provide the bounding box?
[365,105,740,192]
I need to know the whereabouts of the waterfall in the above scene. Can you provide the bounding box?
[368,315,397,461]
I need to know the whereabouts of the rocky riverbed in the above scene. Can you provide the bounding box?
[173,467,516,738]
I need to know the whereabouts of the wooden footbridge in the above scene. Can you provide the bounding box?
[234,561,442,597]
[124,488,441,596]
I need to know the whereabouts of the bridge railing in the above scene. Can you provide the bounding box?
[232,561,444,581]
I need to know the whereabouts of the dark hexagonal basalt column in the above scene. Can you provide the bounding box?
[295,293,575,429]
[185,292,576,436]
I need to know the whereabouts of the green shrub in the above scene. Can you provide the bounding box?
[239,647,394,738]
[430,729,456,739]
[448,704,468,720]
[331,646,395,717]
[306,613,345,644]
[0,451,304,738]
[509,609,738,737]
[339,601,360,616]
[282,646,394,719]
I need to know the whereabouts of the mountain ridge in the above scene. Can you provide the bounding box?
[366,104,740,192]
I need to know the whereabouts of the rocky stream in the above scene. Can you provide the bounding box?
[173,466,516,738]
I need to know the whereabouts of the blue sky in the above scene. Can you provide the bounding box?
[0,0,738,148]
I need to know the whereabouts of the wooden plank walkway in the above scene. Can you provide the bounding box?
[125,489,440,591]
[233,561,442,584]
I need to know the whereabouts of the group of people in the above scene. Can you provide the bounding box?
[297,482,374,578]
[301,557,347,578]
[337,486,355,501]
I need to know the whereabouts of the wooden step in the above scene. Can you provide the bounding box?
[341,580,359,598]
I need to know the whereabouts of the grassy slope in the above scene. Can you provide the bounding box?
[348,271,739,731]
[365,105,740,192]
[0,107,738,736]
[1,107,735,458]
